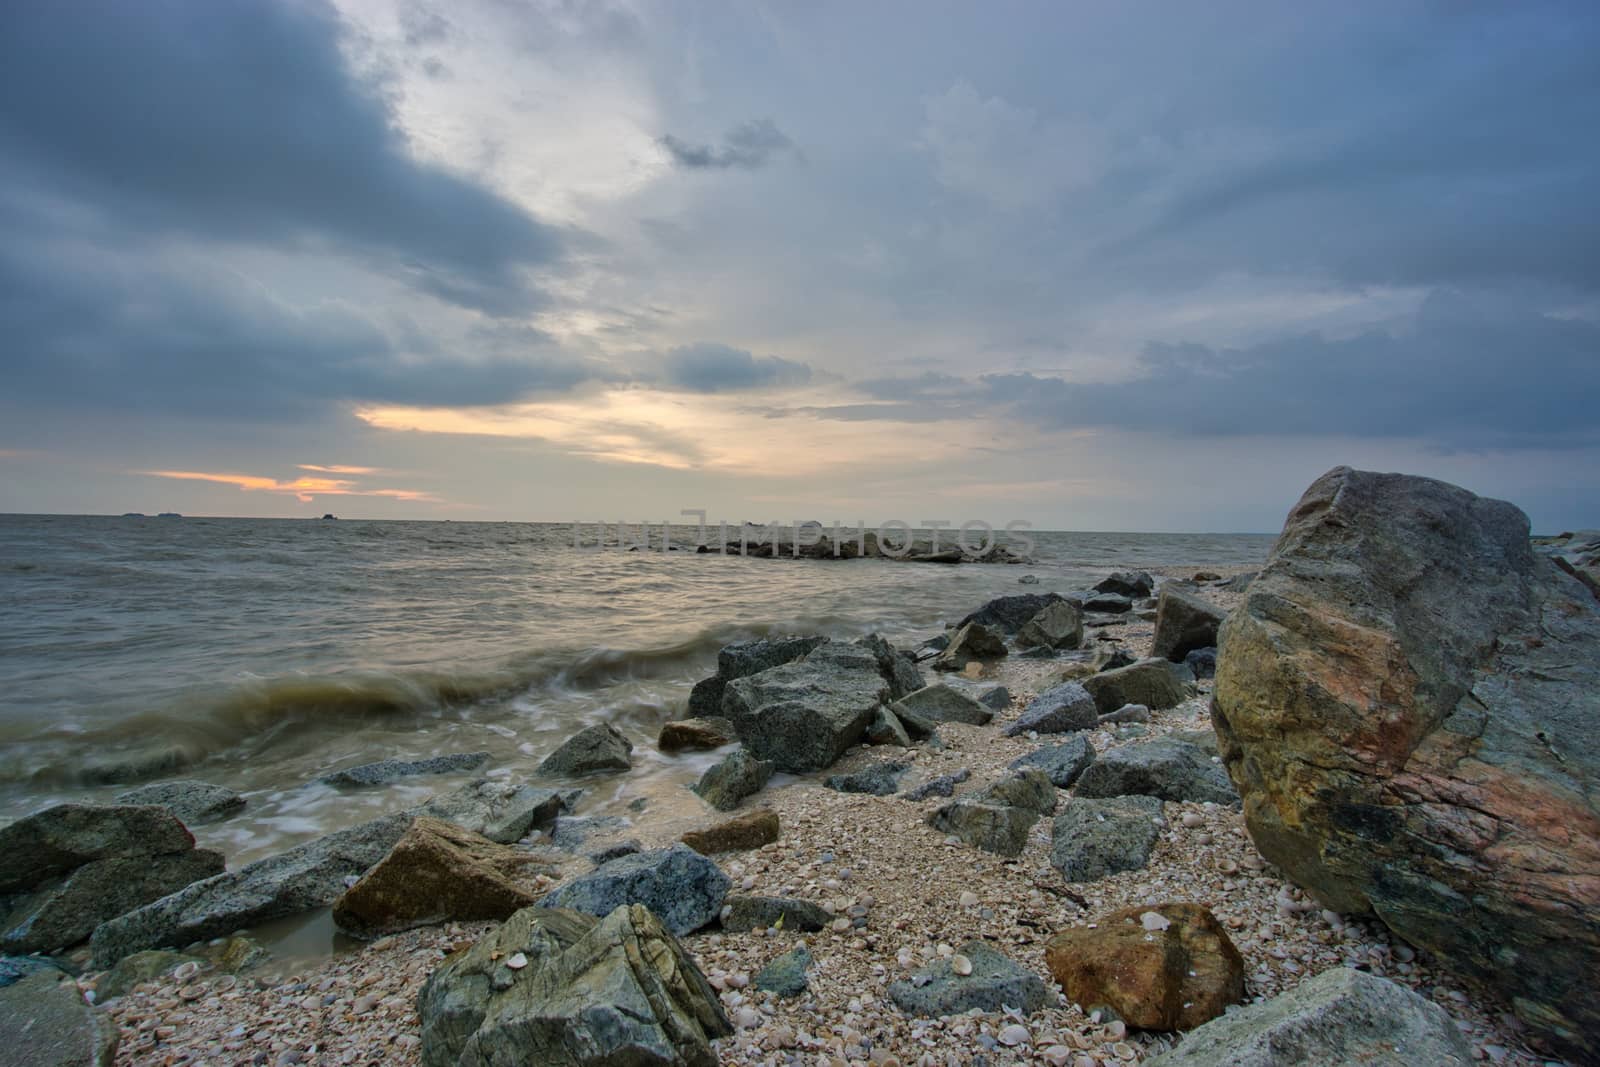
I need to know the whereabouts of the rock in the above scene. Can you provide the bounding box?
[932,622,1008,671]
[854,634,927,699]
[927,798,1039,857]
[2,848,224,954]
[1099,703,1151,725]
[722,638,898,772]
[1075,740,1237,805]
[0,804,197,894]
[824,762,909,796]
[319,752,489,787]
[1050,795,1165,883]
[1044,903,1244,1031]
[720,896,832,933]
[1152,585,1226,663]
[977,769,1058,815]
[658,716,736,753]
[1016,601,1084,651]
[863,705,913,746]
[538,723,633,776]
[1095,571,1154,598]
[0,971,117,1066]
[958,593,1067,634]
[113,781,245,825]
[691,748,775,811]
[754,945,812,997]
[1003,681,1097,737]
[331,817,555,939]
[1018,574,1039,584]
[679,809,780,855]
[548,815,626,852]
[585,840,642,865]
[209,935,269,973]
[540,846,729,935]
[686,636,830,719]
[1143,967,1472,1066]
[417,903,730,1067]
[977,686,1012,711]
[420,780,566,844]
[1219,570,1257,593]
[1192,570,1222,582]
[888,941,1049,1017]
[903,769,973,801]
[0,955,61,989]
[891,684,993,726]
[1081,658,1192,713]
[94,948,202,999]
[1009,736,1096,788]
[1183,647,1217,680]
[89,810,413,967]
[1091,646,1137,672]
[1081,592,1133,614]
[1213,467,1600,1062]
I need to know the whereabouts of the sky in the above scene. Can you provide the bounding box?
[1,0,1597,533]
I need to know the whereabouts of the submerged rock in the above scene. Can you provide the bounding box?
[420,780,566,844]
[1151,584,1226,663]
[691,748,774,811]
[319,752,489,788]
[888,941,1049,1017]
[417,903,730,1067]
[113,781,245,826]
[540,846,729,936]
[1213,466,1600,1061]
[538,723,633,776]
[0,971,117,1066]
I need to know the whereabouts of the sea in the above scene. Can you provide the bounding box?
[0,515,1272,889]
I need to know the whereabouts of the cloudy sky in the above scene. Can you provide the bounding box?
[1,0,1596,532]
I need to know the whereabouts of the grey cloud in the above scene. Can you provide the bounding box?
[660,343,812,393]
[0,0,560,315]
[660,119,798,170]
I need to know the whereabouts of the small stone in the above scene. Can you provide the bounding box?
[951,955,973,976]
[959,891,980,908]
[504,952,527,970]
[1181,812,1205,828]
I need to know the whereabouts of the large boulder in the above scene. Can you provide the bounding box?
[538,724,633,776]
[2,848,224,954]
[1016,601,1084,651]
[691,748,774,811]
[540,846,729,936]
[0,804,196,893]
[0,971,117,1066]
[1082,658,1192,713]
[320,752,489,787]
[1151,585,1226,663]
[90,811,412,967]
[686,635,829,719]
[1003,681,1098,737]
[331,817,556,939]
[1050,795,1164,883]
[1074,740,1238,806]
[417,904,730,1067]
[1211,467,1600,1062]
[1044,903,1244,1031]
[722,639,899,772]
[420,780,566,844]
[113,781,244,825]
[888,941,1049,1017]
[1144,967,1471,1067]
[958,593,1067,633]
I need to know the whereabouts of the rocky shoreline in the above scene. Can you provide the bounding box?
[2,469,1594,1067]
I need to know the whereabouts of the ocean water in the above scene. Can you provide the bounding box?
[0,514,1272,866]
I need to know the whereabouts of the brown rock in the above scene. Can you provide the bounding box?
[1150,584,1225,662]
[679,809,780,855]
[1044,903,1244,1032]
[658,717,736,753]
[1213,467,1600,1063]
[330,817,555,938]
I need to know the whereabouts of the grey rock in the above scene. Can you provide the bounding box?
[319,753,488,788]
[888,941,1049,1017]
[755,946,812,998]
[1091,646,1136,672]
[720,896,832,933]
[538,723,633,776]
[1183,647,1217,679]
[1152,584,1227,662]
[692,748,775,811]
[926,799,1039,857]
[1003,681,1098,737]
[0,804,197,894]
[1218,570,1257,592]
[1080,592,1133,614]
[1009,736,1096,788]
[932,622,1008,671]
[585,840,643,866]
[417,904,730,1067]
[1082,658,1192,713]
[1016,601,1084,651]
[421,780,566,844]
[113,781,245,826]
[89,810,413,967]
[0,971,117,1066]
[977,687,1012,711]
[824,762,909,796]
[1099,703,1151,725]
[903,769,972,801]
[1076,740,1238,805]
[685,676,728,721]
[891,684,993,727]
[0,955,61,989]
[1050,796,1165,883]
[722,640,891,772]
[1170,728,1220,756]
[958,593,1067,633]
[539,846,730,936]
[1095,571,1154,598]
[1144,967,1471,1067]
[2,848,224,954]
[864,705,913,747]
[95,949,202,1000]
[548,816,627,852]
[1018,574,1040,584]
[977,769,1057,815]
[719,635,830,681]
[853,634,926,699]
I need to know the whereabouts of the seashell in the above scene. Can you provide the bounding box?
[504,952,528,970]
[178,983,205,1001]
[1140,911,1172,932]
[998,1023,1030,1046]
[950,954,973,976]
[173,961,201,982]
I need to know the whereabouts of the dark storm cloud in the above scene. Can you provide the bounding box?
[659,343,812,392]
[660,119,797,170]
[0,0,560,315]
